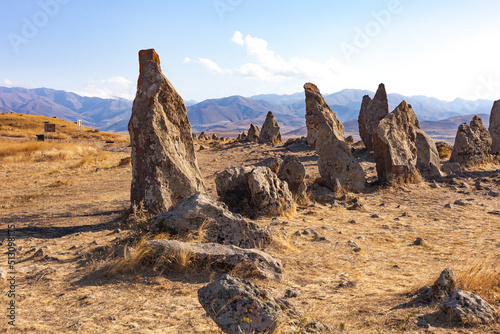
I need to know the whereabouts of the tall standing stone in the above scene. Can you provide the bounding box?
[128,49,205,212]
[304,83,365,194]
[246,124,260,142]
[358,84,389,151]
[259,111,282,143]
[489,99,500,155]
[372,101,419,184]
[305,83,344,149]
[449,116,492,166]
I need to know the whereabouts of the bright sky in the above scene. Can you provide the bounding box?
[1,0,500,102]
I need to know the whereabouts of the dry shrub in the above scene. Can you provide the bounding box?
[455,258,500,307]
[48,179,73,187]
[70,150,111,169]
[389,170,422,186]
[272,232,297,252]
[435,141,453,159]
[117,156,131,167]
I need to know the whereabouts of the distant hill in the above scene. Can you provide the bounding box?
[0,87,132,132]
[0,86,494,138]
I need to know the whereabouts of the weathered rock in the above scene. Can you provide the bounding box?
[358,84,389,151]
[489,100,500,155]
[277,155,307,201]
[248,167,294,216]
[148,240,282,280]
[192,133,197,140]
[345,135,355,144]
[198,131,210,141]
[310,183,336,203]
[305,83,344,149]
[435,141,453,159]
[150,193,270,248]
[128,49,205,212]
[428,268,455,302]
[372,101,419,184]
[246,124,260,142]
[237,130,248,142]
[304,83,365,194]
[211,133,219,140]
[442,162,462,175]
[439,290,496,324]
[259,111,282,143]
[265,157,283,174]
[415,129,443,178]
[198,274,297,333]
[216,166,294,217]
[449,116,492,166]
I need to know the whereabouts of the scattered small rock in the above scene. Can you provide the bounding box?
[337,281,357,288]
[302,228,318,237]
[413,237,425,246]
[285,288,301,298]
[68,322,84,329]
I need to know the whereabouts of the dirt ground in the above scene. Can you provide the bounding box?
[0,136,499,333]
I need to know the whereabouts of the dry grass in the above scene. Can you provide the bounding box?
[0,112,129,143]
[455,258,500,307]
[0,140,98,163]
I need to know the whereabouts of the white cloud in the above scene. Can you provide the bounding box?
[3,78,26,88]
[231,31,244,45]
[191,31,362,88]
[77,76,135,100]
[183,57,192,64]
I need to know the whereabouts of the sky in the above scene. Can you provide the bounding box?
[1,0,500,103]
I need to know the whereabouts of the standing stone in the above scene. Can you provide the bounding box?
[415,129,443,179]
[304,83,365,194]
[246,124,260,142]
[128,49,205,212]
[449,116,492,166]
[198,131,210,141]
[277,155,307,201]
[305,83,344,149]
[259,111,282,143]
[489,100,500,155]
[358,84,389,151]
[372,101,419,184]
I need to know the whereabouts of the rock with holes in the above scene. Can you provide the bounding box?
[128,49,205,212]
[439,290,496,324]
[304,83,365,195]
[259,111,282,143]
[148,240,282,280]
[450,116,492,166]
[246,124,261,142]
[489,100,500,155]
[358,84,389,151]
[150,193,270,249]
[277,155,307,200]
[215,166,294,217]
[198,274,297,334]
[372,101,420,184]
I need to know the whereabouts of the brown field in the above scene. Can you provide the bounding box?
[0,117,499,333]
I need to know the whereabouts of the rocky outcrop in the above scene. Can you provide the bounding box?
[372,101,420,184]
[128,49,205,212]
[246,124,260,142]
[449,116,492,166]
[277,155,307,201]
[237,131,248,142]
[148,240,282,280]
[259,111,282,143]
[198,131,210,141]
[439,290,496,324]
[198,274,297,334]
[489,100,500,155]
[358,84,389,151]
[215,166,294,217]
[304,83,365,194]
[305,83,344,149]
[150,193,270,249]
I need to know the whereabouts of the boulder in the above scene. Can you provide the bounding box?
[277,155,307,201]
[128,49,205,212]
[489,100,500,155]
[442,162,462,175]
[150,193,270,248]
[449,115,492,166]
[439,290,496,324]
[215,166,294,217]
[416,130,443,179]
[198,131,210,141]
[428,268,455,302]
[304,83,365,194]
[148,240,282,280]
[237,130,248,142]
[358,84,389,151]
[211,133,218,140]
[198,274,297,334]
[246,124,260,142]
[372,101,419,184]
[265,157,283,174]
[259,111,282,143]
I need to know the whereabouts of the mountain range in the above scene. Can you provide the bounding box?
[0,86,494,137]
